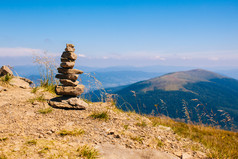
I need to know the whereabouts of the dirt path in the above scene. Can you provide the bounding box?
[0,85,208,159]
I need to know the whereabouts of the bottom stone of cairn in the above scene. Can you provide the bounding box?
[49,96,88,110]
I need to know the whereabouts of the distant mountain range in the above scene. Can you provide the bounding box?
[86,69,238,129]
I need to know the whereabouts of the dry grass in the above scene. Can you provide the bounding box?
[130,135,144,144]
[0,74,13,86]
[33,53,58,94]
[0,137,8,142]
[155,138,164,148]
[58,129,85,136]
[31,87,39,93]
[28,95,45,104]
[26,139,37,145]
[149,116,238,158]
[38,107,53,114]
[135,120,147,127]
[77,145,100,159]
[90,111,109,121]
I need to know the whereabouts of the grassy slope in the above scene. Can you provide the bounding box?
[149,116,238,159]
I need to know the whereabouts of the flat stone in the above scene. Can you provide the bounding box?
[0,65,13,76]
[61,52,77,60]
[60,62,75,69]
[65,47,75,52]
[61,57,75,63]
[55,74,78,81]
[60,79,79,86]
[49,96,88,110]
[57,68,83,74]
[55,85,84,96]
[66,44,75,48]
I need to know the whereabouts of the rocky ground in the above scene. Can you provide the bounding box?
[0,78,209,159]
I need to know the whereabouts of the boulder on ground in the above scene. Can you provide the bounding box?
[0,65,13,76]
[9,77,31,89]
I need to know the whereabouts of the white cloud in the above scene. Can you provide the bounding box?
[0,47,42,57]
[103,56,109,59]
[154,55,166,61]
[78,54,86,58]
[180,56,192,60]
[209,57,220,61]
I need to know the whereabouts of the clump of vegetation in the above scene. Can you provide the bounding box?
[90,111,109,121]
[149,116,238,158]
[28,95,45,104]
[123,124,129,130]
[0,153,7,159]
[26,139,37,145]
[33,53,58,94]
[31,87,39,93]
[135,120,147,127]
[38,146,50,155]
[58,129,85,136]
[0,137,8,142]
[77,145,100,159]
[38,107,53,114]
[0,73,13,84]
[155,138,164,148]
[130,135,144,144]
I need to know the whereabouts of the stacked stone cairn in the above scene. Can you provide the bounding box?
[49,44,88,109]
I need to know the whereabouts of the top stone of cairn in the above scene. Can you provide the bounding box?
[65,44,75,52]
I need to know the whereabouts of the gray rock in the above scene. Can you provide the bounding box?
[57,68,83,74]
[0,65,13,76]
[55,74,78,81]
[61,52,77,60]
[60,62,75,69]
[59,79,79,86]
[55,85,84,96]
[49,96,88,110]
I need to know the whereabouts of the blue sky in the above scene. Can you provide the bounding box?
[0,0,238,67]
